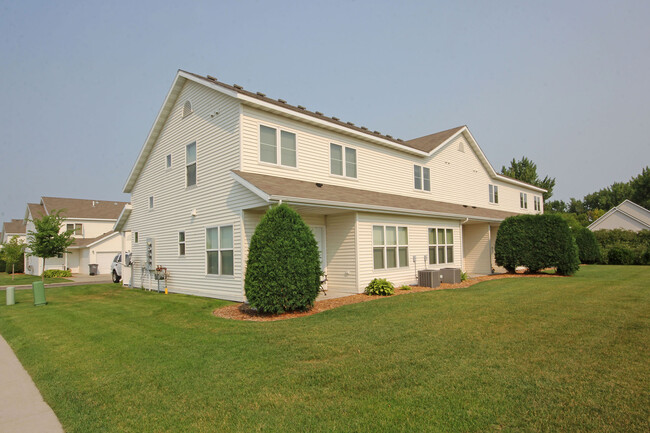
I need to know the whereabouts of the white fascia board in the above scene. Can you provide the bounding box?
[113,204,133,232]
[229,172,271,202]
[86,232,120,248]
[268,194,505,223]
[494,174,547,193]
[587,206,618,230]
[621,199,650,218]
[235,93,427,157]
[123,72,188,193]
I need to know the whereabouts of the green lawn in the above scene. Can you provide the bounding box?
[0,266,648,433]
[0,272,71,286]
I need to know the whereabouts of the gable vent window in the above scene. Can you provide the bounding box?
[489,184,499,204]
[458,142,465,152]
[414,165,430,191]
[182,100,193,118]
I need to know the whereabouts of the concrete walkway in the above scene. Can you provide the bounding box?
[0,274,112,290]
[0,335,64,432]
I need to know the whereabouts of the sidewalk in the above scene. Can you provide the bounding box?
[0,335,64,432]
[0,274,113,290]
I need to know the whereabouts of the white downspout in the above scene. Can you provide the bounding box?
[460,218,469,272]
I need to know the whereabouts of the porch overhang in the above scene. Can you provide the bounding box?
[230,170,517,223]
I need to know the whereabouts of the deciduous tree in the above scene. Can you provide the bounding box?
[27,210,75,282]
[501,156,555,201]
[0,236,26,280]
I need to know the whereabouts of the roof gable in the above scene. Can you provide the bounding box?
[41,197,128,220]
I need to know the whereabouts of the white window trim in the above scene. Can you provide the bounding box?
[413,164,431,192]
[258,124,299,168]
[520,192,528,209]
[329,143,357,179]
[205,225,235,277]
[428,227,455,265]
[372,225,409,270]
[186,141,197,188]
[178,231,186,257]
[489,184,499,204]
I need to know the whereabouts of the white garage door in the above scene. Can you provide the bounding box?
[96,252,119,275]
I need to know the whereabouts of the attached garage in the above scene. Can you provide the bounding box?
[96,251,119,275]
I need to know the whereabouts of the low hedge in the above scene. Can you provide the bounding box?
[43,269,72,278]
[495,214,580,275]
[593,229,650,265]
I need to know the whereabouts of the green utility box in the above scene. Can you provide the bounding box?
[6,287,15,306]
[32,281,47,306]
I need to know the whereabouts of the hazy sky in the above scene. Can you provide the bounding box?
[1,0,649,221]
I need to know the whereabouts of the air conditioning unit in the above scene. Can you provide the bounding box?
[440,268,461,284]
[418,270,440,288]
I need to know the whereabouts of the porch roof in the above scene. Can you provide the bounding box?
[231,171,519,222]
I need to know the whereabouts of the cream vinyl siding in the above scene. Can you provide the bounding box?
[462,223,492,275]
[357,212,461,290]
[125,80,265,301]
[324,213,358,295]
[60,220,115,238]
[241,106,541,214]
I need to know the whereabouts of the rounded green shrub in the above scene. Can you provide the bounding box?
[244,204,322,314]
[495,214,580,276]
[607,246,635,265]
[364,278,394,296]
[573,227,601,264]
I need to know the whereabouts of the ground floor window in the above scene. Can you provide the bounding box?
[373,225,409,269]
[206,225,234,275]
[179,231,186,256]
[429,228,454,265]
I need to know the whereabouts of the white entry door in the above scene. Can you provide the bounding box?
[310,226,327,288]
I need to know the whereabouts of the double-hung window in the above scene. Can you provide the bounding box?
[330,143,357,178]
[429,228,454,265]
[373,225,408,269]
[179,231,186,256]
[206,225,234,275]
[489,184,499,204]
[534,196,541,211]
[414,165,430,191]
[259,125,297,167]
[186,142,197,187]
[66,223,82,235]
[520,193,528,209]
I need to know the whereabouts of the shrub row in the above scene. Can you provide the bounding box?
[592,229,650,265]
[495,214,580,275]
[43,269,72,278]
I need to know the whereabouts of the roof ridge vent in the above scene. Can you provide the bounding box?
[278,99,287,103]
[297,105,306,110]
[347,122,354,126]
[385,135,393,139]
[256,92,266,97]
[233,84,243,90]
[332,116,340,121]
[315,111,323,115]
[373,130,381,134]
[207,75,217,81]
[360,126,368,130]
[397,138,404,142]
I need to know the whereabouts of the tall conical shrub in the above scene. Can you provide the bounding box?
[244,204,322,313]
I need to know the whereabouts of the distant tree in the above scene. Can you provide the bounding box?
[27,210,75,282]
[0,236,26,280]
[545,200,567,213]
[501,156,555,201]
[567,198,585,214]
[630,166,650,209]
[583,182,633,211]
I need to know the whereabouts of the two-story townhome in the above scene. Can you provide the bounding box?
[116,70,544,301]
[2,219,27,244]
[24,197,130,276]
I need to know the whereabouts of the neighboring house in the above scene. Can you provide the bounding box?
[116,70,545,301]
[588,199,650,232]
[1,219,27,244]
[24,197,130,276]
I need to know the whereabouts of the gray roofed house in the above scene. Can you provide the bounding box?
[588,200,650,232]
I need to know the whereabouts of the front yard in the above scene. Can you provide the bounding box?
[0,265,648,432]
[0,272,71,286]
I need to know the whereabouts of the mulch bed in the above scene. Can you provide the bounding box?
[213,272,562,322]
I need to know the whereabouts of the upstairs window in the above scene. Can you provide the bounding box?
[66,223,82,236]
[149,196,154,209]
[534,196,541,211]
[259,125,297,167]
[489,184,499,204]
[429,228,454,265]
[414,165,430,191]
[186,142,197,187]
[520,193,528,209]
[330,143,357,178]
[134,232,139,243]
[373,225,408,269]
[166,154,172,168]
